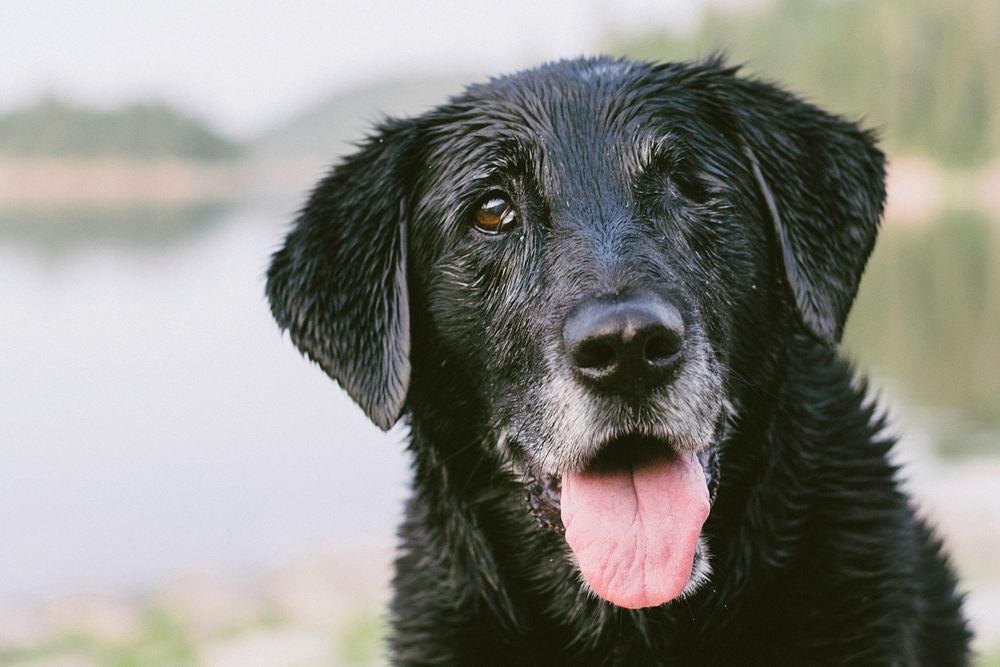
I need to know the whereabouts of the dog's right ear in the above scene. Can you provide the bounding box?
[266,119,416,431]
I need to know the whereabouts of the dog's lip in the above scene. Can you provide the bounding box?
[515,430,712,477]
[575,433,680,475]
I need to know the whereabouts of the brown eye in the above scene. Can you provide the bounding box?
[473,194,517,234]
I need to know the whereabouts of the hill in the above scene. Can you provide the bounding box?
[251,74,473,160]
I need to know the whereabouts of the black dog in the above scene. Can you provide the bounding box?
[267,58,970,664]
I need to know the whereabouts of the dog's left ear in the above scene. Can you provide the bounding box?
[718,74,886,344]
[266,119,416,430]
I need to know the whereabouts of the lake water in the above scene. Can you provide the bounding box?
[3,204,999,650]
[0,206,410,600]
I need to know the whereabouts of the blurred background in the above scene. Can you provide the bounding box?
[1,0,998,664]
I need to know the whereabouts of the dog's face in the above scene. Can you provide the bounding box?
[267,58,885,609]
[414,66,750,473]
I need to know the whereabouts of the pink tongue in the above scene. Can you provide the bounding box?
[561,451,710,609]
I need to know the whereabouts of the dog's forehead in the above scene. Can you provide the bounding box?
[421,60,707,200]
[464,61,659,151]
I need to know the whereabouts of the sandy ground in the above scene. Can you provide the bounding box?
[0,448,997,666]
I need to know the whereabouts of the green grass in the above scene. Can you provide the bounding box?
[337,609,387,666]
[976,648,1000,667]
[101,608,196,667]
[0,607,194,667]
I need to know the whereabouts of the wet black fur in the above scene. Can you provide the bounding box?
[267,58,971,665]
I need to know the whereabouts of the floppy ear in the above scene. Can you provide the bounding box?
[721,75,886,344]
[266,119,415,430]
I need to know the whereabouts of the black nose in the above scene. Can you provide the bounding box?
[563,293,685,394]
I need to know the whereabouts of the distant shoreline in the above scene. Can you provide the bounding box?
[1,157,998,223]
[0,157,329,207]
[0,158,244,205]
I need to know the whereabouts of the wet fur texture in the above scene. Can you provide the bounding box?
[267,58,971,665]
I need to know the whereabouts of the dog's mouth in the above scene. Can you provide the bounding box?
[521,435,715,609]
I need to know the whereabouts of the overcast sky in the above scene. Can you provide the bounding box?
[0,0,742,137]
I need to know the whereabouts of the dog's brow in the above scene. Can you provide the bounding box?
[471,138,534,176]
[633,133,680,177]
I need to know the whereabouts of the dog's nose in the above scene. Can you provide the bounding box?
[563,293,685,394]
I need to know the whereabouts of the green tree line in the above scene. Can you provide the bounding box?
[0,97,240,161]
[607,0,1000,166]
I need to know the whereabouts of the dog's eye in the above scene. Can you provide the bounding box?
[473,194,517,234]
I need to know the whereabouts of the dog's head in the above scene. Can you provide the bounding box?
[267,58,885,609]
